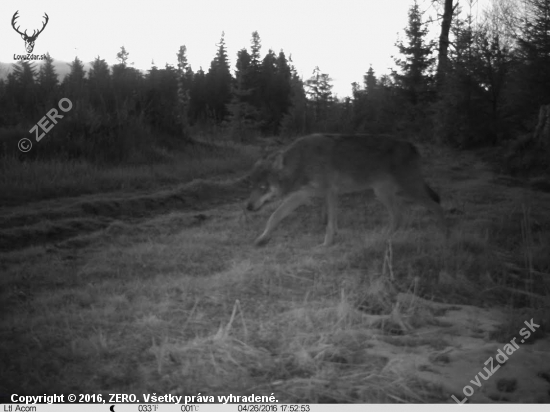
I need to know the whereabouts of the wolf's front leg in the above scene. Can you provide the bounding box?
[322,191,338,246]
[254,190,311,247]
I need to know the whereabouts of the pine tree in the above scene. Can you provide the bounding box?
[351,66,381,132]
[235,48,252,96]
[274,51,292,127]
[176,45,192,137]
[250,31,262,73]
[176,46,195,107]
[259,49,293,134]
[363,66,378,127]
[37,53,58,108]
[305,66,333,128]
[364,66,377,96]
[280,57,310,136]
[393,0,436,105]
[62,56,86,100]
[433,11,483,146]
[116,46,129,67]
[88,56,111,112]
[111,47,142,120]
[0,78,11,127]
[205,32,233,122]
[259,49,278,133]
[475,24,511,143]
[10,60,38,119]
[230,46,293,136]
[249,31,262,107]
[189,67,208,122]
[514,0,550,116]
[228,48,261,139]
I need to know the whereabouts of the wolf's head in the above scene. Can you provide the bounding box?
[246,151,284,211]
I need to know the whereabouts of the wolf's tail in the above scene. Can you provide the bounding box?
[425,183,441,204]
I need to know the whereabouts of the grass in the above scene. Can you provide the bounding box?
[1,140,549,403]
[0,140,257,207]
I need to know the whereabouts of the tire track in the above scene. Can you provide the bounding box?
[0,176,249,252]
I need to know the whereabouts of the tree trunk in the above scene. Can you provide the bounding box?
[534,104,550,147]
[436,0,456,89]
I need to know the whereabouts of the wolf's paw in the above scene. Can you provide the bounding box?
[314,242,332,249]
[254,235,270,247]
[321,233,336,247]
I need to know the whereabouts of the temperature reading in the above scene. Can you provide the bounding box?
[137,405,159,412]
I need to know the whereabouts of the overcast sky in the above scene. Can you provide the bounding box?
[0,0,484,98]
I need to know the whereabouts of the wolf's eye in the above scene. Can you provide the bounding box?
[259,185,268,191]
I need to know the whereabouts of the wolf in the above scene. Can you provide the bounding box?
[246,133,447,246]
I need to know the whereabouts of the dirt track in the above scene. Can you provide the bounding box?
[0,177,249,252]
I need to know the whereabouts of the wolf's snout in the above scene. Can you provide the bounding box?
[246,202,255,211]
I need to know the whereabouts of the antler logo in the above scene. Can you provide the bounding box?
[11,11,49,54]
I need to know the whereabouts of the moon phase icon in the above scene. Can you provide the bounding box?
[110,406,115,412]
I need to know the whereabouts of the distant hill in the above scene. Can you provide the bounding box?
[0,59,93,81]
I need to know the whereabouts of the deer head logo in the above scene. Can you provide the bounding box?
[11,11,49,54]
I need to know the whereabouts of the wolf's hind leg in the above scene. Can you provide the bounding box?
[374,182,403,234]
[323,191,338,246]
